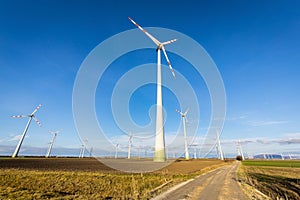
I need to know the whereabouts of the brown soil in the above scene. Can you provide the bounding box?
[242,166,300,200]
[0,157,228,174]
[0,157,115,172]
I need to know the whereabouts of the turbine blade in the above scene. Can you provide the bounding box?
[184,108,190,115]
[176,109,184,116]
[162,47,176,79]
[161,39,177,46]
[31,104,42,115]
[185,117,191,125]
[56,129,62,134]
[49,129,62,134]
[11,115,28,118]
[33,117,42,127]
[128,17,161,46]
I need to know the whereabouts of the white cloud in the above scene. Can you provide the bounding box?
[8,135,22,141]
[283,132,300,138]
[226,115,247,121]
[249,120,289,126]
[277,138,300,145]
[220,136,300,146]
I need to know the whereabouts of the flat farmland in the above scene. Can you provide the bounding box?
[239,160,300,200]
[0,157,229,199]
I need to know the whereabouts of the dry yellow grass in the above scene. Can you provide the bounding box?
[0,158,229,199]
[238,161,300,200]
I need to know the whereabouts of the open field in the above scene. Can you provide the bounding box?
[239,160,300,200]
[0,157,229,199]
[242,160,300,168]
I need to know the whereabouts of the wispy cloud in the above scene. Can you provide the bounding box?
[226,115,247,121]
[283,132,300,138]
[277,138,300,145]
[8,135,23,141]
[221,136,300,146]
[249,120,289,126]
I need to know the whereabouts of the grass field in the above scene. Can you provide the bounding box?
[0,158,229,199]
[242,160,300,168]
[0,169,180,199]
[239,160,300,200]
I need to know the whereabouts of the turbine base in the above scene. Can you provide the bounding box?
[154,149,166,162]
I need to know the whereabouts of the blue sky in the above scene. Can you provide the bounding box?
[0,0,300,157]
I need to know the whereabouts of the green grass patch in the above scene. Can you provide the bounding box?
[242,160,300,168]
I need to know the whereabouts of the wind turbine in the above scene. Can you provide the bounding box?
[115,144,119,159]
[128,132,133,159]
[79,145,84,158]
[45,129,62,158]
[176,108,190,160]
[129,17,177,162]
[190,143,198,159]
[237,140,245,160]
[89,147,93,158]
[79,139,88,158]
[11,104,42,158]
[216,131,224,160]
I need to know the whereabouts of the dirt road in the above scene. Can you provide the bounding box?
[153,161,248,200]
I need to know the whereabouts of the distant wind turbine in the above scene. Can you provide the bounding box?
[89,147,93,158]
[129,17,177,162]
[176,108,190,160]
[128,132,133,159]
[115,144,119,159]
[79,139,88,158]
[237,140,245,160]
[45,129,62,158]
[11,104,42,158]
[216,131,224,160]
[190,143,198,159]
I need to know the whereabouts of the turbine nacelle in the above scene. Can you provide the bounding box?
[176,108,189,118]
[156,39,177,51]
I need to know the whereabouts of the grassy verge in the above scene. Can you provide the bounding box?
[242,160,300,168]
[238,160,300,200]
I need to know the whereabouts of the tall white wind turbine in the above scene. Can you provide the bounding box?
[176,108,190,160]
[11,104,42,158]
[45,129,62,158]
[129,17,177,162]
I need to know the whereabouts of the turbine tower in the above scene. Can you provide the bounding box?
[45,129,62,158]
[129,17,177,162]
[237,140,245,160]
[128,132,133,159]
[115,144,119,159]
[79,139,88,158]
[11,104,42,158]
[190,143,198,159]
[217,131,224,160]
[176,108,190,160]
